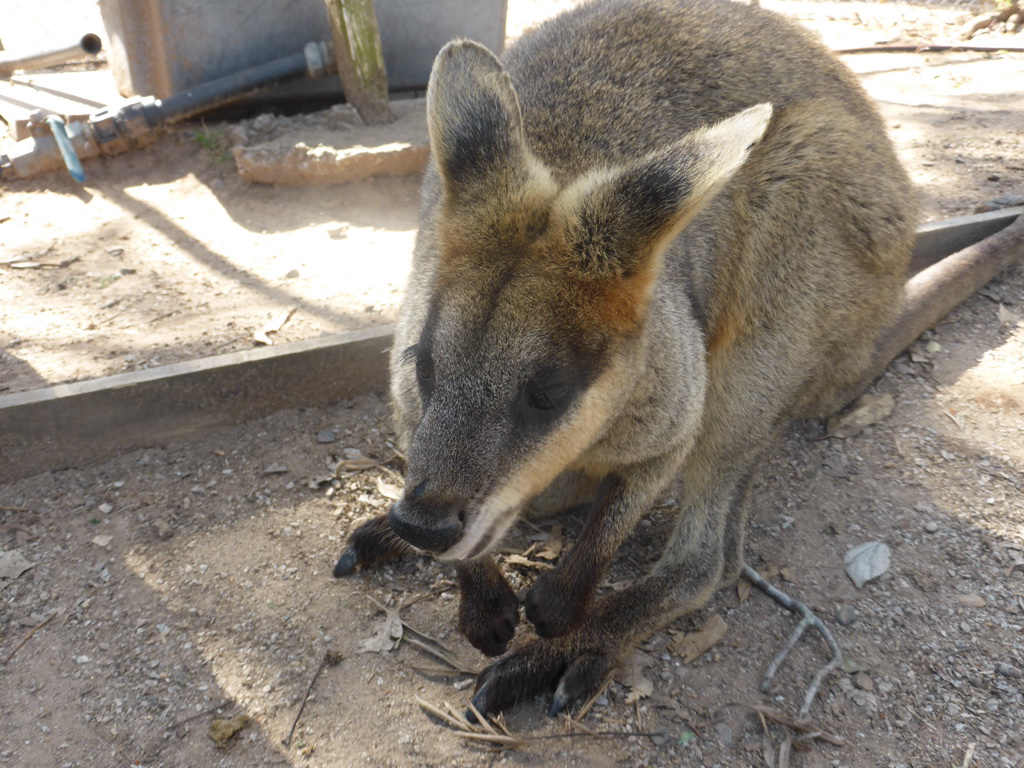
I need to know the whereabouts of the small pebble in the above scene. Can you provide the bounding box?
[835,605,859,626]
[958,592,986,609]
[853,672,875,692]
[153,520,174,540]
[98,503,113,514]
[713,721,735,746]
[924,521,940,533]
[317,429,337,444]
[995,662,1023,679]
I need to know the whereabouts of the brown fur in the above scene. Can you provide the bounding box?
[340,0,918,714]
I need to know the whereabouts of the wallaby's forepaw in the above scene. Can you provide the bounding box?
[458,578,519,657]
[457,559,520,656]
[332,513,408,577]
[468,637,613,719]
[524,570,592,638]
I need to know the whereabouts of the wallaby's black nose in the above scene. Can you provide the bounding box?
[388,498,462,553]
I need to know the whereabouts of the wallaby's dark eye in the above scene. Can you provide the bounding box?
[414,349,435,398]
[416,355,434,381]
[524,379,572,412]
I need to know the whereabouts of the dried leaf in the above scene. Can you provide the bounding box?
[503,554,554,570]
[671,613,728,664]
[620,650,654,703]
[840,657,874,674]
[0,550,33,580]
[826,393,895,439]
[737,578,752,604]
[254,306,296,345]
[336,458,380,473]
[998,303,1023,326]
[536,525,564,560]
[376,477,403,501]
[359,603,404,653]
[944,408,966,431]
[844,541,891,588]
[208,715,250,745]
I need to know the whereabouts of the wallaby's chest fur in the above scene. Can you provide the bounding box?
[369,0,918,714]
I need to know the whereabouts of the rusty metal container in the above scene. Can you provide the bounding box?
[98,0,507,98]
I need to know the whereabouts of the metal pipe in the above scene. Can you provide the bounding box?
[153,49,310,123]
[0,34,103,77]
[0,42,334,182]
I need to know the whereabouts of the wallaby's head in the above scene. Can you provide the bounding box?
[388,40,772,561]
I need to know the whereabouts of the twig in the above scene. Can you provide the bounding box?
[169,699,231,732]
[282,649,344,747]
[573,672,615,722]
[2,613,55,664]
[742,565,843,722]
[835,43,1024,54]
[778,731,792,768]
[416,696,472,730]
[757,709,775,768]
[748,704,845,747]
[402,621,480,675]
[417,696,663,746]
[466,699,498,735]
[962,742,976,768]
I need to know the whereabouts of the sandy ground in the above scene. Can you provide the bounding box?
[1,2,1024,767]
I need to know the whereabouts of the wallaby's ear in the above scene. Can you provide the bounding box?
[426,40,534,198]
[553,103,773,280]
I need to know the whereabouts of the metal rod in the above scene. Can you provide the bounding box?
[0,34,102,77]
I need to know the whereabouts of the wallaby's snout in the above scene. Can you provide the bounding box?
[387,482,464,554]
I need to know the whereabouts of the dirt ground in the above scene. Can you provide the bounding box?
[2,1,1024,767]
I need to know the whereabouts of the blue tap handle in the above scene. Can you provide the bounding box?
[45,115,85,183]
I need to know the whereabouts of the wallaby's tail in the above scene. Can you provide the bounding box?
[845,209,1024,405]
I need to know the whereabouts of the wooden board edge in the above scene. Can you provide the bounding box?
[0,325,394,483]
[1,207,1021,483]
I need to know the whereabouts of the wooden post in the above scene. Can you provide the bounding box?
[324,0,394,125]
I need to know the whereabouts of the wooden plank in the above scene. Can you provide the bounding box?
[0,326,393,483]
[1,208,1021,484]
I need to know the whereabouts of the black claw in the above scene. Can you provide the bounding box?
[332,547,358,577]
[466,681,494,723]
[548,685,571,717]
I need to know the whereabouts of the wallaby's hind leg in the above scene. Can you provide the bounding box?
[524,455,691,639]
[472,463,739,717]
[333,513,409,577]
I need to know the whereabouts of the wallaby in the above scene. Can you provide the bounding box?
[332,0,1021,717]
